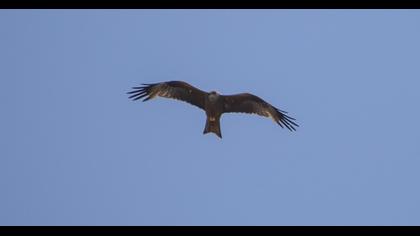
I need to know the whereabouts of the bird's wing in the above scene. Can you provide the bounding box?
[127,81,207,110]
[222,93,299,131]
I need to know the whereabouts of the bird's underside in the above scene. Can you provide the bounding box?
[127,80,299,138]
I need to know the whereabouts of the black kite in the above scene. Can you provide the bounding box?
[128,81,298,138]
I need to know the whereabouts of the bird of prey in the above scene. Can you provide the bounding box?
[127,81,298,138]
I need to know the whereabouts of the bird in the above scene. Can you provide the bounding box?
[127,81,298,138]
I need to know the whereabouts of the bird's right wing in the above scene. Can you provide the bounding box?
[127,81,207,110]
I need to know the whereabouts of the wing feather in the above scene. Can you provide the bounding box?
[222,93,299,131]
[127,81,207,110]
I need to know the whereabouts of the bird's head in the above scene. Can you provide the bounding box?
[208,91,220,102]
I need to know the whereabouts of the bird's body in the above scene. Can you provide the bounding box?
[203,91,224,138]
[127,81,298,138]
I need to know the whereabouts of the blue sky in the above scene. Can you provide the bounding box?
[1,10,420,226]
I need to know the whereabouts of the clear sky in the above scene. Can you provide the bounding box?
[1,10,420,226]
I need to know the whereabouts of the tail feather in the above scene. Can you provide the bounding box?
[203,117,222,138]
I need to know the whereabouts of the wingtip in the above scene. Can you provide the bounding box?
[142,96,152,102]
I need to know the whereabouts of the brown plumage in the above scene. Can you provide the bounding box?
[127,81,298,138]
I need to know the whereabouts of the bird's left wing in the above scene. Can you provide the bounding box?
[222,93,299,131]
[127,81,207,110]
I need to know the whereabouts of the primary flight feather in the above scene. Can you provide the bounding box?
[127,81,298,138]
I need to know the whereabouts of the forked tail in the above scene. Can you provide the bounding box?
[203,117,222,139]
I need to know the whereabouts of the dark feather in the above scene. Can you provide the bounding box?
[222,93,299,131]
[127,81,207,110]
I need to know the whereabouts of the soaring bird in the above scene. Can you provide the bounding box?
[127,81,298,138]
